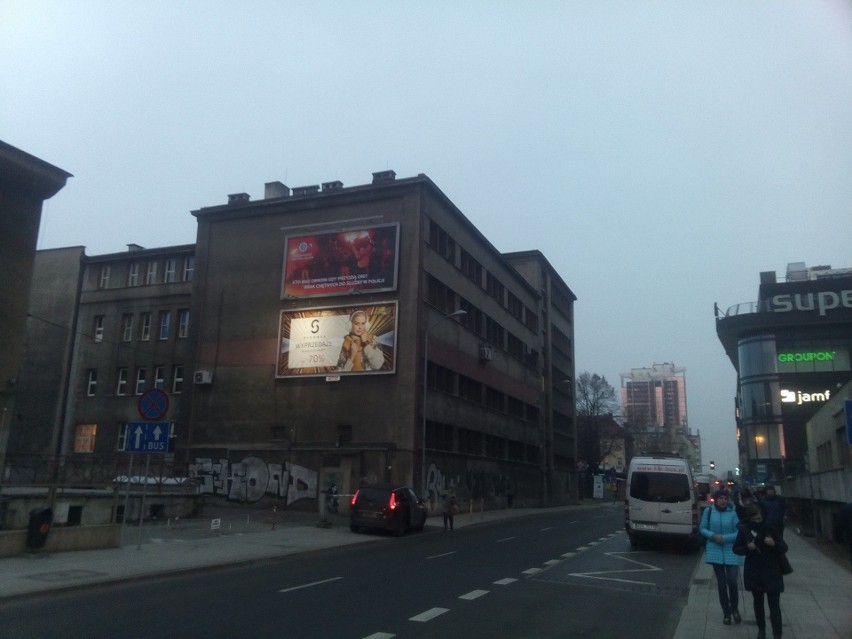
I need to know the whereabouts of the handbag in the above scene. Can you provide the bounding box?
[778,552,793,575]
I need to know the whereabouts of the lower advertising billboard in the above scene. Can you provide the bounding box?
[276,303,397,378]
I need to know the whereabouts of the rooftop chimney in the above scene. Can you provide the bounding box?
[372,170,396,184]
[228,193,250,205]
[264,181,290,199]
[292,185,320,197]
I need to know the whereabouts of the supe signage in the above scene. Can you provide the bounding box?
[767,289,852,316]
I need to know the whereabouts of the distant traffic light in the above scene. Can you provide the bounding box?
[709,461,716,469]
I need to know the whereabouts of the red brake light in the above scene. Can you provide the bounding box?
[388,492,397,510]
[351,489,360,506]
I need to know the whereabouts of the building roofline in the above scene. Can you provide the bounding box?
[0,139,73,199]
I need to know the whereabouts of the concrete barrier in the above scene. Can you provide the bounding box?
[0,524,121,558]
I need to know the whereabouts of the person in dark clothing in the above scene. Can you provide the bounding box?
[840,502,852,572]
[734,502,789,639]
[734,488,755,520]
[758,485,786,539]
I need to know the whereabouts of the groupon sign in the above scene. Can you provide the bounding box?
[777,351,835,363]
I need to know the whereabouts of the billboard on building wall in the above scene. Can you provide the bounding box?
[276,303,397,378]
[281,223,400,298]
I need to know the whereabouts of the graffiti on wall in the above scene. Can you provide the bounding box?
[189,456,319,504]
[425,462,513,503]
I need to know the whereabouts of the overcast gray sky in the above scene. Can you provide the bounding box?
[3,1,851,475]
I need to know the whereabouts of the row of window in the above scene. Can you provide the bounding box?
[430,220,538,332]
[73,422,176,453]
[428,361,540,423]
[428,421,540,464]
[98,256,195,289]
[427,275,540,368]
[93,309,190,343]
[86,365,185,396]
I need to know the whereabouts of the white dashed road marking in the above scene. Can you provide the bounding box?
[496,537,515,543]
[427,551,457,560]
[522,567,542,575]
[494,577,517,585]
[362,634,395,639]
[279,576,343,593]
[459,589,489,600]
[410,607,450,622]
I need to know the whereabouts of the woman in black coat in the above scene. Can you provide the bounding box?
[733,502,789,639]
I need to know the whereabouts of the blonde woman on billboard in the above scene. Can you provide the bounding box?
[337,310,383,371]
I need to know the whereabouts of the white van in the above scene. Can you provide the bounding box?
[624,455,699,548]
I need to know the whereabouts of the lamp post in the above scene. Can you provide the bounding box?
[421,309,466,498]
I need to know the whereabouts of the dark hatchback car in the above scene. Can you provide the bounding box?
[349,484,427,536]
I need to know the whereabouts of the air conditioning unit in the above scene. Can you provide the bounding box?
[479,346,493,362]
[193,369,213,385]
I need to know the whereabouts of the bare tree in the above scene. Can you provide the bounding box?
[575,372,621,495]
[576,372,619,417]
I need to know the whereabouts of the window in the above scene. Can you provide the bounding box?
[460,249,482,285]
[486,272,504,305]
[426,275,455,314]
[164,258,177,283]
[459,375,482,403]
[507,292,523,320]
[86,369,98,396]
[93,315,105,342]
[486,386,505,411]
[178,309,189,338]
[127,263,139,287]
[183,256,195,282]
[429,220,456,262]
[98,266,110,289]
[140,312,151,341]
[121,314,133,342]
[146,261,158,285]
[135,368,146,395]
[153,366,165,390]
[459,298,483,335]
[117,423,128,451]
[485,317,505,348]
[116,368,128,396]
[159,311,171,340]
[172,365,184,393]
[74,424,97,453]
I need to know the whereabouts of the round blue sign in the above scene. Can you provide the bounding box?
[138,388,169,420]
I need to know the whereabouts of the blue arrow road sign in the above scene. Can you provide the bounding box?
[126,422,170,453]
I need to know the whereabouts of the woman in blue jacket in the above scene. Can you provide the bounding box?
[700,490,744,625]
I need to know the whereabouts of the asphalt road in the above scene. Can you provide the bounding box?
[1,506,699,638]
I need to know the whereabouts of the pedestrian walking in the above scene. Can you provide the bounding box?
[734,501,789,639]
[838,501,852,572]
[758,485,786,539]
[699,489,744,625]
[441,493,457,532]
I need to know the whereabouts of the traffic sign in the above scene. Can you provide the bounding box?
[138,389,169,421]
[126,422,170,453]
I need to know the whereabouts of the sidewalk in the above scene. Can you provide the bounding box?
[673,530,852,639]
[1,504,850,639]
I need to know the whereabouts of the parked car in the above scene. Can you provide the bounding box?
[349,484,427,536]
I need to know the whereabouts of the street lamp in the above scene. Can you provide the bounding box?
[421,309,466,498]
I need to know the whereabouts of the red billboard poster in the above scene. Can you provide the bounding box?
[276,303,397,378]
[281,224,400,298]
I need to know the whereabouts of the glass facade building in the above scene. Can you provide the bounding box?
[716,263,852,484]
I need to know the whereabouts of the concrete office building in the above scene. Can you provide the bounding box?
[0,141,70,488]
[715,262,852,485]
[186,172,577,508]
